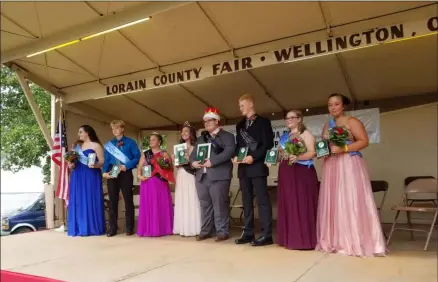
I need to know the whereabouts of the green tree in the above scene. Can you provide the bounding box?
[1,66,51,183]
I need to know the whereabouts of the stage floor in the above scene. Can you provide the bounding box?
[1,226,436,282]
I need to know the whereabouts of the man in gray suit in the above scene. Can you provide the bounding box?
[190,107,236,242]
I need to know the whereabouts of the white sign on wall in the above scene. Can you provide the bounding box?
[198,108,380,148]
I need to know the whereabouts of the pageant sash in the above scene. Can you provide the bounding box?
[201,131,223,154]
[74,145,88,166]
[239,129,258,151]
[328,119,362,157]
[104,141,131,164]
[279,133,313,167]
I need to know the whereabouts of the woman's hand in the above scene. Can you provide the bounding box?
[68,162,75,169]
[88,164,95,169]
[282,152,289,161]
[138,175,148,182]
[288,155,297,164]
[102,173,112,179]
[330,145,345,155]
[265,163,272,168]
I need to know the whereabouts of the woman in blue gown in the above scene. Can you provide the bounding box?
[67,125,106,236]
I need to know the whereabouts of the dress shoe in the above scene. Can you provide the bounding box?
[106,231,117,237]
[250,236,273,246]
[235,235,255,245]
[126,230,134,236]
[215,235,229,242]
[196,234,211,241]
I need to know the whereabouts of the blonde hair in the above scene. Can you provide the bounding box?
[110,120,125,129]
[287,109,307,134]
[238,94,254,103]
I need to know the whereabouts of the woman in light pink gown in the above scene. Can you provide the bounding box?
[316,93,386,257]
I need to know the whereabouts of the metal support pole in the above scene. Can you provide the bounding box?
[15,69,53,149]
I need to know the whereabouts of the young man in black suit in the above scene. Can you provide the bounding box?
[233,94,275,246]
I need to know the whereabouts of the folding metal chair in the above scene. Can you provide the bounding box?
[386,178,438,251]
[229,189,245,228]
[403,176,436,240]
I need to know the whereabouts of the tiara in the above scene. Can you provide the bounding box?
[183,121,193,128]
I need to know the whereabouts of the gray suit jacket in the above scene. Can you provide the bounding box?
[189,129,236,182]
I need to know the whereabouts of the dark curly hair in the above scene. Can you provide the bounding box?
[328,93,351,106]
[74,125,102,147]
[179,125,197,145]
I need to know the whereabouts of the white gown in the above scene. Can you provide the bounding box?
[173,167,201,236]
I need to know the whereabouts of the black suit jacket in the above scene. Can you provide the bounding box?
[235,115,274,179]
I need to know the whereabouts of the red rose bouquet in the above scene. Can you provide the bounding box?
[157,156,171,170]
[64,151,78,163]
[328,126,349,147]
[284,136,307,165]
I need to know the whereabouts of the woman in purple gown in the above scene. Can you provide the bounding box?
[276,110,319,250]
[137,133,175,237]
[68,125,106,237]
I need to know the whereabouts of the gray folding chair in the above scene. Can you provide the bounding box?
[387,178,438,251]
[404,176,436,240]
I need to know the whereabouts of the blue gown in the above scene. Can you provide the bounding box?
[68,149,106,236]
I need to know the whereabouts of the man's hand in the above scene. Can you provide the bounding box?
[191,161,202,169]
[102,173,112,179]
[243,155,254,164]
[120,165,127,172]
[232,157,239,164]
[203,159,212,168]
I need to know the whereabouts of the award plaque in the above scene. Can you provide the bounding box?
[87,153,97,166]
[265,150,278,165]
[174,143,188,166]
[109,164,121,178]
[142,165,152,178]
[316,140,330,158]
[196,143,211,164]
[237,147,249,162]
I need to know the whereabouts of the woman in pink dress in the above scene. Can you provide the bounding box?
[137,133,175,237]
[316,93,386,257]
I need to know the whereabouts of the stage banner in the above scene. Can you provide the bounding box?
[198,108,380,148]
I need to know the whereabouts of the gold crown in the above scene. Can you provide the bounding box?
[183,121,192,128]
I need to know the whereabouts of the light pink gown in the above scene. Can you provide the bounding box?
[316,126,386,257]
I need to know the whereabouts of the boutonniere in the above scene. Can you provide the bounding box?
[117,141,124,148]
[248,115,257,127]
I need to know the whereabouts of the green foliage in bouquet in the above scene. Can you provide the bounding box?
[328,126,349,146]
[284,136,307,165]
[64,151,78,163]
[157,157,171,170]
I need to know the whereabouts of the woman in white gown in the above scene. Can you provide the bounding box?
[173,121,202,236]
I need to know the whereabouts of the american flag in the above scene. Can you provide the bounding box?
[51,112,69,205]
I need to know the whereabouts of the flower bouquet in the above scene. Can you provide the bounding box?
[328,126,349,147]
[64,151,78,164]
[157,157,171,170]
[284,136,307,165]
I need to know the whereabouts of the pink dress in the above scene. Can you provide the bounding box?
[316,120,386,257]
